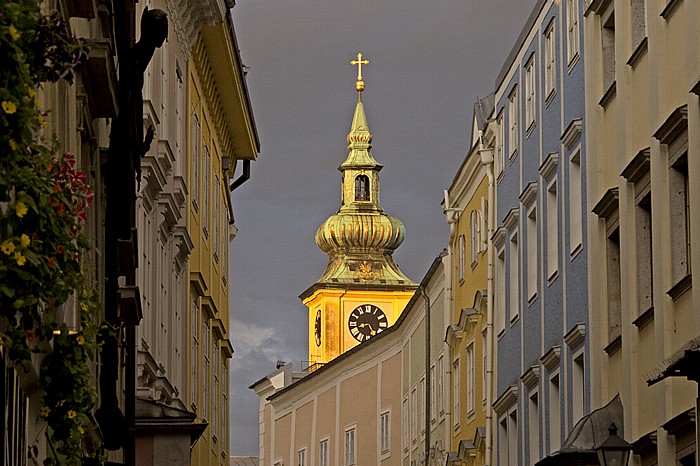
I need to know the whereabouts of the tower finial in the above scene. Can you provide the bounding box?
[350,53,369,93]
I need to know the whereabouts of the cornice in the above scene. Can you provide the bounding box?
[620,148,650,182]
[592,188,620,218]
[653,104,688,144]
[166,0,225,57]
[541,345,561,371]
[561,118,583,149]
[503,208,520,232]
[492,226,506,250]
[493,384,518,416]
[564,323,586,349]
[519,181,538,208]
[539,152,559,180]
[521,365,540,389]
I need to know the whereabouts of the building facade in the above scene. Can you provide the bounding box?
[443,96,494,465]
[491,0,591,464]
[584,0,700,464]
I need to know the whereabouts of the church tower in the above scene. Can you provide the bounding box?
[300,54,418,366]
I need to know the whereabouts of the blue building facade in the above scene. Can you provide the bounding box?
[490,1,589,464]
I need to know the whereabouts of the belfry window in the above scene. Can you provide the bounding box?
[355,174,370,201]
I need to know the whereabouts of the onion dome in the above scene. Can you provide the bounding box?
[311,68,415,287]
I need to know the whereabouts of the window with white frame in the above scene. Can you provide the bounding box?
[3,361,28,466]
[497,112,505,176]
[569,150,582,254]
[430,365,436,423]
[298,448,306,466]
[500,409,519,466]
[470,211,479,266]
[527,207,537,301]
[402,397,409,451]
[499,416,509,465]
[344,427,356,466]
[380,410,390,454]
[544,21,556,99]
[320,439,329,466]
[572,352,585,425]
[496,248,506,333]
[549,373,561,453]
[411,387,417,442]
[566,0,580,65]
[453,358,460,429]
[419,376,426,434]
[508,87,519,157]
[547,180,559,279]
[509,230,520,322]
[437,356,444,414]
[466,342,475,414]
[458,235,465,282]
[191,114,200,208]
[525,55,536,130]
[529,391,540,464]
[203,145,210,236]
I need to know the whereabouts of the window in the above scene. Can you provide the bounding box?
[354,174,369,201]
[437,356,444,414]
[320,439,329,466]
[630,0,646,52]
[509,230,520,322]
[525,56,536,130]
[458,235,465,282]
[2,361,28,466]
[544,21,556,99]
[214,176,220,261]
[508,87,519,157]
[497,112,505,176]
[298,448,306,466]
[191,299,199,410]
[380,410,390,454]
[607,226,622,344]
[566,0,580,65]
[636,191,653,314]
[453,358,460,429]
[482,333,487,405]
[569,150,582,254]
[527,207,537,301]
[203,319,210,418]
[547,180,559,279]
[411,387,417,442]
[419,376,426,434]
[572,353,585,425]
[402,397,409,451]
[501,410,519,466]
[549,373,561,453]
[191,114,200,207]
[529,391,540,464]
[430,365,436,422]
[601,4,616,91]
[496,248,506,333]
[344,427,356,466]
[466,343,475,414]
[470,211,480,266]
[203,146,211,236]
[669,153,690,290]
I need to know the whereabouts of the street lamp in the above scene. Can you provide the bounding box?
[596,423,633,466]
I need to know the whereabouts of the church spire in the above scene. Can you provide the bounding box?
[310,54,416,288]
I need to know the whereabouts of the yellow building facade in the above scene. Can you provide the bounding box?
[444,99,493,465]
[187,13,258,466]
[300,66,417,366]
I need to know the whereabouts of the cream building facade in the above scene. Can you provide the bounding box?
[584,0,700,464]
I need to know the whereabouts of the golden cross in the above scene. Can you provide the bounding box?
[350,53,370,81]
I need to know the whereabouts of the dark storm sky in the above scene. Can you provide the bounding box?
[228,0,539,456]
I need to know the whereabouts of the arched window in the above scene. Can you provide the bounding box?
[355,174,370,201]
[458,235,465,282]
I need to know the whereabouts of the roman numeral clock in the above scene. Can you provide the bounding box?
[299,54,418,367]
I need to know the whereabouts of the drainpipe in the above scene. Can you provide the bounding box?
[421,286,431,465]
[222,156,236,225]
[230,158,250,192]
[443,190,459,455]
[478,130,495,466]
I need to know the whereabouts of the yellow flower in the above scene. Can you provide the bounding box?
[8,25,20,41]
[37,114,47,126]
[8,139,17,150]
[76,335,85,345]
[28,88,37,105]
[40,406,51,418]
[78,426,85,435]
[1,241,15,255]
[80,302,88,312]
[15,252,26,266]
[20,234,30,247]
[67,410,77,419]
[15,202,27,218]
[2,100,17,114]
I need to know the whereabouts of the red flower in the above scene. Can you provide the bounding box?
[53,181,61,193]
[25,329,35,342]
[57,203,65,214]
[47,257,55,267]
[56,245,65,255]
[49,196,58,207]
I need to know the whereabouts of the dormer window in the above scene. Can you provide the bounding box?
[355,174,370,201]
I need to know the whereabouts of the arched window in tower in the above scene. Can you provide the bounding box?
[355,174,370,201]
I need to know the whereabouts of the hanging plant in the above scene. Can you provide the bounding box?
[0,1,103,464]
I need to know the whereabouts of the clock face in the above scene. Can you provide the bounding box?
[314,310,322,347]
[348,304,388,342]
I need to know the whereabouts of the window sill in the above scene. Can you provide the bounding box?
[626,37,648,70]
[570,242,583,261]
[633,306,654,330]
[547,269,559,286]
[526,121,536,138]
[598,81,617,108]
[660,0,683,20]
[604,335,622,356]
[545,89,556,108]
[527,292,538,307]
[509,150,519,165]
[567,52,580,74]
[497,327,506,341]
[667,274,692,301]
[509,315,520,327]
